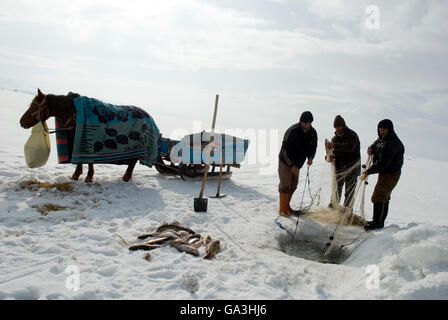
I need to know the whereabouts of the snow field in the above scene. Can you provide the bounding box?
[1,89,447,300]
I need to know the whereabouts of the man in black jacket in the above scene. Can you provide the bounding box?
[278,111,318,217]
[328,115,361,208]
[362,119,405,231]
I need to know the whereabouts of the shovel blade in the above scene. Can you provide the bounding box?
[194,197,208,212]
[210,194,227,199]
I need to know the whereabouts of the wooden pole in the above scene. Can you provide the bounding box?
[198,94,219,199]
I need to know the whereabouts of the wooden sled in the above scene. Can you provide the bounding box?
[154,131,248,181]
[154,160,237,181]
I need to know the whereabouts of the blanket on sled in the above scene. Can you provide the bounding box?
[171,131,250,165]
[70,96,160,167]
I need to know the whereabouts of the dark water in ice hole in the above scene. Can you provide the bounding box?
[278,235,348,264]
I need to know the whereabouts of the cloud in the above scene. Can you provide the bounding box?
[1,0,447,71]
[416,93,448,116]
[307,0,362,22]
[306,0,448,53]
[0,0,447,160]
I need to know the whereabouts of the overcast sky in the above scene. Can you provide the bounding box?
[1,0,447,162]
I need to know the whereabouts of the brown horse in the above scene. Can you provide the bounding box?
[20,89,138,182]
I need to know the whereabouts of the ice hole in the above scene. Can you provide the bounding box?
[278,232,348,264]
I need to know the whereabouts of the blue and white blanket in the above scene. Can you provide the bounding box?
[71,96,159,167]
[168,132,250,165]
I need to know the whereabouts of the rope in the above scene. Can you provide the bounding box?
[292,165,311,245]
[343,237,369,260]
[48,127,74,134]
[274,218,295,240]
[359,155,373,219]
[29,94,76,135]
[30,96,48,120]
[304,167,319,211]
[324,155,373,257]
[338,231,367,249]
[330,160,361,209]
[328,183,360,239]
[334,156,373,252]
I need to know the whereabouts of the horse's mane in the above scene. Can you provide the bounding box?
[46,94,76,120]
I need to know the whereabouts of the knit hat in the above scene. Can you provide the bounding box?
[300,111,314,123]
[378,119,394,131]
[333,115,346,128]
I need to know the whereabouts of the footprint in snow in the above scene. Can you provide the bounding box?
[97,266,118,277]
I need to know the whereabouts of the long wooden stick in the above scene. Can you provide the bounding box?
[215,135,225,197]
[198,94,219,199]
[215,164,224,196]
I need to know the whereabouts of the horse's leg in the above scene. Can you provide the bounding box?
[72,164,83,181]
[85,164,94,183]
[123,159,138,182]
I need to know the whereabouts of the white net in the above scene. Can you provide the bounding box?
[278,156,373,261]
[323,156,373,256]
[304,159,368,227]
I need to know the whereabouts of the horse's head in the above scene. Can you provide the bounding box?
[20,89,50,129]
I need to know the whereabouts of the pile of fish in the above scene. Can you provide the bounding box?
[119,222,221,260]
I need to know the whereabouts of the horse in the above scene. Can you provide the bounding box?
[20,89,139,182]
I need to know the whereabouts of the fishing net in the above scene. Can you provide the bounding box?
[277,157,373,262]
[323,156,373,257]
[323,160,367,225]
[296,159,368,227]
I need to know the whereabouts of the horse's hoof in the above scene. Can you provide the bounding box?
[71,175,80,181]
[122,176,131,182]
[85,177,93,183]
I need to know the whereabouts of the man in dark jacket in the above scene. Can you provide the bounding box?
[362,119,405,231]
[278,111,318,217]
[327,115,361,208]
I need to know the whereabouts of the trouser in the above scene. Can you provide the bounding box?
[371,170,401,204]
[335,164,360,207]
[278,160,299,194]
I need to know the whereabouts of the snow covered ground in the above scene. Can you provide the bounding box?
[0,89,447,300]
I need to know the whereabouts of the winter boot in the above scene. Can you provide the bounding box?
[279,193,291,217]
[379,202,389,228]
[286,193,302,216]
[364,203,385,231]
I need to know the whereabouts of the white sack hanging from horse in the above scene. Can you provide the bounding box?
[20,89,160,182]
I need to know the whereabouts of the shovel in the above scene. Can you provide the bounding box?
[211,134,226,199]
[194,94,219,212]
[210,164,226,199]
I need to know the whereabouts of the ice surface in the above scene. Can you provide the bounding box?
[1,89,447,300]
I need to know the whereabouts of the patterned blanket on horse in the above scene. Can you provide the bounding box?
[55,118,72,164]
[71,96,159,166]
